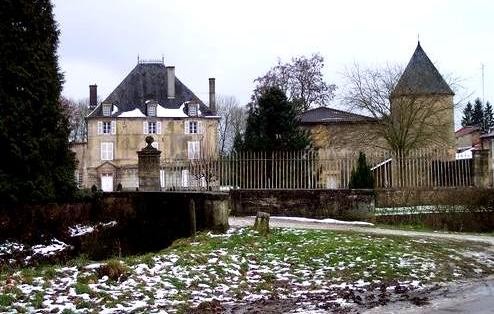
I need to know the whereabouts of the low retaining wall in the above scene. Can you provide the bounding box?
[0,192,230,258]
[230,189,375,222]
[375,187,494,207]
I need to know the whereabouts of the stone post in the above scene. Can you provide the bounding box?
[137,136,161,191]
[473,149,491,188]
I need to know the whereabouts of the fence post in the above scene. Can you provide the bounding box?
[473,149,491,187]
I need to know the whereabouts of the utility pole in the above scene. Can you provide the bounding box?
[482,63,485,104]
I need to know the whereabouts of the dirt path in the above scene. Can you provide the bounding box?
[229,216,494,246]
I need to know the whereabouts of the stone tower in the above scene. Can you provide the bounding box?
[390,42,455,154]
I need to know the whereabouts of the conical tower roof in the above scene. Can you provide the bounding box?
[391,42,454,98]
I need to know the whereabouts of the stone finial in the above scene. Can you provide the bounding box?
[145,136,154,147]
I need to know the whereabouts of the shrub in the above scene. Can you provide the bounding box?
[98,260,129,281]
[349,152,374,189]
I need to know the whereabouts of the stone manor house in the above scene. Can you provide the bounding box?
[71,60,220,191]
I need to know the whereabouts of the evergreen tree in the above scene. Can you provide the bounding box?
[242,87,312,152]
[0,0,76,203]
[472,98,484,128]
[231,130,244,154]
[348,152,374,189]
[483,101,494,133]
[461,102,474,127]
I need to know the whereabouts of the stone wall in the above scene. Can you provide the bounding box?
[230,189,375,222]
[0,192,230,258]
[302,122,387,153]
[375,187,494,207]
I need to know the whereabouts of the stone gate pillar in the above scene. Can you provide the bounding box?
[137,136,161,191]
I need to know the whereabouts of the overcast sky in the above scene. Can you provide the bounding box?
[53,0,493,120]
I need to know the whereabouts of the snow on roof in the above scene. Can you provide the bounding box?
[456,147,473,160]
[156,103,187,118]
[118,108,146,118]
[111,105,119,115]
[116,102,220,119]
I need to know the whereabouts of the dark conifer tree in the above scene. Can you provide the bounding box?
[348,152,374,189]
[483,101,494,133]
[461,102,474,127]
[0,0,76,203]
[472,98,485,128]
[242,87,311,152]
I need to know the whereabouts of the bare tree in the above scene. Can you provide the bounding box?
[216,95,247,155]
[60,96,90,142]
[253,53,337,112]
[342,63,466,154]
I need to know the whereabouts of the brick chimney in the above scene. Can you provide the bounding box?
[89,84,97,109]
[166,66,175,99]
[209,78,216,114]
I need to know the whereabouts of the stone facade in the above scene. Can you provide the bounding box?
[81,116,219,190]
[302,122,387,154]
[390,94,456,153]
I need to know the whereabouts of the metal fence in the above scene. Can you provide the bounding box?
[159,149,473,190]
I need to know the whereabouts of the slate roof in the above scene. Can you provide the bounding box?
[455,126,480,138]
[391,42,454,98]
[88,62,214,118]
[298,107,377,124]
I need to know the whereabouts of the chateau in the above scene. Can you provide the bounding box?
[71,60,219,191]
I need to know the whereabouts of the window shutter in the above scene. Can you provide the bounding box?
[97,121,103,135]
[187,141,193,159]
[198,121,204,134]
[109,143,114,160]
[156,121,162,134]
[184,121,190,134]
[143,121,148,134]
[111,121,116,135]
[100,143,105,160]
[188,141,200,159]
[195,141,200,159]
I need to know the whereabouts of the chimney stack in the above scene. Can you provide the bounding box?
[209,78,216,114]
[166,66,175,99]
[89,84,97,109]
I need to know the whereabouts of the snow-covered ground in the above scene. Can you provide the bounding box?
[1,226,492,313]
[264,216,374,226]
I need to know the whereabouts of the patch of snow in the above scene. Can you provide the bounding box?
[32,239,70,256]
[68,221,118,237]
[156,103,187,118]
[118,108,146,118]
[112,105,119,115]
[266,216,374,226]
[0,240,25,256]
[69,225,94,237]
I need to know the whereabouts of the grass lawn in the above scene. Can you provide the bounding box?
[376,222,494,236]
[1,227,493,313]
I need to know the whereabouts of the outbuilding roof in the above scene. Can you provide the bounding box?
[298,107,377,124]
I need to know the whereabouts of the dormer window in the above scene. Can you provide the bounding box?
[188,103,198,116]
[102,103,112,116]
[147,103,157,117]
